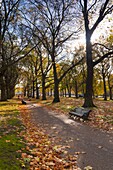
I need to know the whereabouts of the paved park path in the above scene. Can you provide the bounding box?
[27,102,113,170]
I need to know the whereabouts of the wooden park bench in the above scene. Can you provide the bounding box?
[69,107,91,121]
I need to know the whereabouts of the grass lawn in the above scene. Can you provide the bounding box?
[0,100,29,170]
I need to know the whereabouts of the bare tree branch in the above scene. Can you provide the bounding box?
[93,51,113,67]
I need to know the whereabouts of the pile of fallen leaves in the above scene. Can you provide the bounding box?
[19,105,79,170]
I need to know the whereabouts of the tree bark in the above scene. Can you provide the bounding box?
[0,76,7,101]
[53,80,60,102]
[102,72,107,101]
[24,87,27,97]
[75,80,78,98]
[32,80,35,98]
[36,81,40,99]
[109,87,112,100]
[66,85,72,97]
[83,34,95,107]
[42,74,46,100]
[107,75,112,100]
[52,59,60,102]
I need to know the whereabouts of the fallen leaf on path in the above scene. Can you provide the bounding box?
[98,145,103,149]
[84,166,93,170]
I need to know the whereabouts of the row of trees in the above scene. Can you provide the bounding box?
[0,0,39,100]
[0,0,113,107]
[19,43,113,101]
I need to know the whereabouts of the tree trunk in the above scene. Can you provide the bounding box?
[53,80,60,102]
[67,87,71,97]
[64,88,66,97]
[7,88,12,99]
[52,61,60,102]
[12,88,15,98]
[24,87,27,97]
[8,87,15,99]
[36,81,40,99]
[6,84,14,99]
[102,73,107,101]
[42,74,46,100]
[32,80,35,98]
[0,76,7,101]
[83,34,95,107]
[109,87,112,100]
[69,92,71,97]
[47,89,49,96]
[75,80,78,98]
[27,84,30,98]
[107,75,112,100]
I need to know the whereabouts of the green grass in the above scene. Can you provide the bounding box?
[0,134,24,169]
[0,100,29,170]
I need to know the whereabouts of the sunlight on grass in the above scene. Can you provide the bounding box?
[0,100,19,115]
